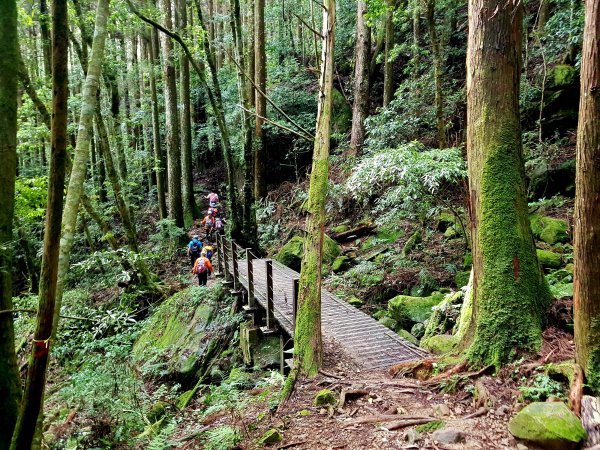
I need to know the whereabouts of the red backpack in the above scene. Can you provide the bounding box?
[193,257,208,274]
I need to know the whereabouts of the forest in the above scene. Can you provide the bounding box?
[0,0,599,447]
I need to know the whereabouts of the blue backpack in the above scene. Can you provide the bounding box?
[190,240,202,254]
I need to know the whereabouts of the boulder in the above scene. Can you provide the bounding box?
[402,230,422,258]
[508,402,586,450]
[253,336,281,370]
[259,428,283,445]
[388,293,445,329]
[411,322,426,339]
[528,159,576,200]
[537,249,563,269]
[530,215,569,244]
[332,256,350,273]
[276,235,341,271]
[421,334,459,354]
[432,429,466,444]
[397,329,418,345]
[314,389,337,406]
[379,316,399,331]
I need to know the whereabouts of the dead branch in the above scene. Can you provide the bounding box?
[339,388,369,409]
[426,361,468,384]
[238,105,312,142]
[352,414,435,425]
[318,369,342,379]
[387,418,439,431]
[463,407,489,419]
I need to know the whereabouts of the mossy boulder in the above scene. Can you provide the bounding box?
[508,402,586,450]
[437,212,456,232]
[259,428,283,445]
[454,271,471,288]
[314,389,337,406]
[401,230,422,257]
[347,296,363,308]
[332,256,350,273]
[388,293,445,329]
[537,249,562,269]
[379,316,398,331]
[411,322,426,339]
[276,235,341,271]
[133,286,233,380]
[398,329,418,345]
[530,215,569,244]
[421,334,459,355]
[253,336,281,370]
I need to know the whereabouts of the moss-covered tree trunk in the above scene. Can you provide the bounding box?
[54,0,109,336]
[382,0,394,107]
[293,0,335,377]
[10,0,69,446]
[423,0,446,148]
[254,0,267,199]
[349,0,370,156]
[574,0,600,393]
[148,28,168,220]
[160,0,184,228]
[462,0,550,367]
[0,0,22,447]
[178,0,198,226]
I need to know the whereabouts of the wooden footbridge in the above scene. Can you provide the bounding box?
[214,235,429,370]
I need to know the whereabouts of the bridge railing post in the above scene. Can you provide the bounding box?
[246,248,255,308]
[232,241,240,292]
[265,259,274,330]
[215,233,224,276]
[222,237,231,282]
[292,278,299,335]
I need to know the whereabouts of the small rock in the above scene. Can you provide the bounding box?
[258,428,282,445]
[454,405,464,415]
[432,429,466,444]
[433,404,451,417]
[517,444,528,450]
[405,429,421,444]
[314,389,337,406]
[497,404,511,415]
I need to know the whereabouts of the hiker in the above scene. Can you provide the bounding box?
[214,216,225,235]
[201,214,215,240]
[192,254,213,286]
[206,192,219,207]
[187,235,203,267]
[207,206,219,218]
[201,244,214,261]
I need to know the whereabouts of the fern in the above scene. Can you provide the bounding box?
[145,419,176,450]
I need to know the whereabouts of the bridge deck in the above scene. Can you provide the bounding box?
[232,257,429,370]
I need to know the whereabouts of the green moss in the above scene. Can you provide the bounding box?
[373,309,387,320]
[467,118,551,367]
[421,334,458,354]
[397,329,418,345]
[347,296,363,307]
[298,409,312,416]
[463,252,473,268]
[549,282,573,299]
[258,428,283,445]
[147,401,169,422]
[455,271,471,288]
[378,316,398,331]
[552,64,577,87]
[401,230,422,257]
[314,389,337,406]
[587,317,600,394]
[376,225,405,243]
[332,256,350,273]
[331,88,352,133]
[537,249,562,269]
[331,225,349,234]
[415,420,445,433]
[276,235,341,272]
[388,293,445,328]
[531,215,569,244]
[444,226,458,238]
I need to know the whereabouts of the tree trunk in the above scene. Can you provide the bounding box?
[160,0,184,227]
[383,0,394,107]
[54,0,110,341]
[178,0,197,226]
[574,0,600,394]
[349,0,370,156]
[39,0,52,78]
[294,0,335,377]
[0,0,22,446]
[148,28,168,219]
[9,0,69,445]
[424,0,446,148]
[461,0,550,366]
[254,0,267,199]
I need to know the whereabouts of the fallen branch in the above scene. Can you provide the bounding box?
[387,418,438,431]
[239,105,313,142]
[463,407,488,419]
[570,363,584,417]
[318,369,342,379]
[331,223,376,242]
[426,361,468,384]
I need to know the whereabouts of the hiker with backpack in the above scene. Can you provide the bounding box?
[207,206,220,218]
[187,235,203,267]
[192,254,213,286]
[201,214,216,240]
[201,244,214,261]
[214,217,225,235]
[206,192,219,207]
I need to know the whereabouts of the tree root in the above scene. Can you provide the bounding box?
[389,358,437,379]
